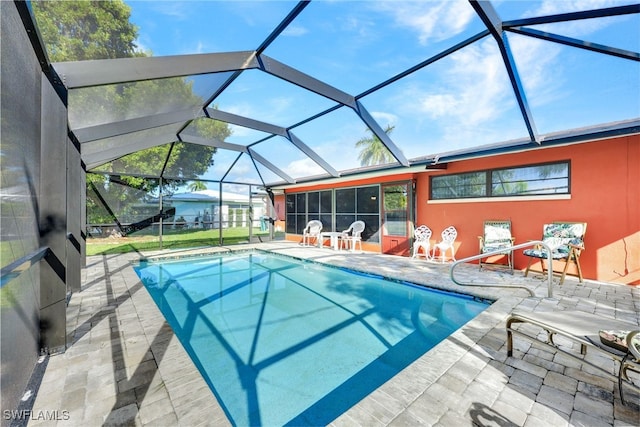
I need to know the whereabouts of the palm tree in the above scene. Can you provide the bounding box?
[356,124,396,166]
[188,180,207,192]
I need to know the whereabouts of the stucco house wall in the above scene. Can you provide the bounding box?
[280,134,639,284]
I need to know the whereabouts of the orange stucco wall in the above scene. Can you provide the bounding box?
[279,135,639,284]
[417,135,639,285]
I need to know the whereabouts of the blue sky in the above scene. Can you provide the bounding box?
[124,0,640,184]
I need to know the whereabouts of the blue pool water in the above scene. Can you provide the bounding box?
[134,252,489,426]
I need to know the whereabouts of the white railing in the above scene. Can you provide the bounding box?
[449,240,555,298]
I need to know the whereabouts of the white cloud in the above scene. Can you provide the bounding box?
[370,111,398,128]
[285,158,326,177]
[227,102,254,117]
[225,96,295,125]
[388,22,566,147]
[282,25,308,37]
[340,15,377,40]
[532,0,626,35]
[133,38,150,55]
[267,97,294,115]
[416,39,513,125]
[537,0,623,16]
[505,34,564,108]
[228,124,251,138]
[192,41,206,55]
[375,38,531,150]
[372,0,474,44]
[151,2,190,20]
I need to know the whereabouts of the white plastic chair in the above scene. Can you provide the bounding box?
[339,220,365,251]
[302,220,323,246]
[432,226,457,263]
[412,225,432,259]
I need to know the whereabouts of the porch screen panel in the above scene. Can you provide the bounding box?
[307,190,333,231]
[356,186,379,243]
[320,190,333,231]
[336,186,379,242]
[335,188,356,232]
[295,193,307,234]
[286,194,296,234]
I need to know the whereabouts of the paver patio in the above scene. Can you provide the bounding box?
[27,242,639,426]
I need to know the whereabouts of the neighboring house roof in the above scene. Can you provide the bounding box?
[164,190,251,203]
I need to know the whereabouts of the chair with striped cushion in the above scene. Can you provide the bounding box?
[523,222,586,285]
[478,220,515,273]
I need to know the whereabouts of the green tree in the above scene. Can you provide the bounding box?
[188,181,207,192]
[356,124,396,166]
[33,1,231,225]
[33,0,143,61]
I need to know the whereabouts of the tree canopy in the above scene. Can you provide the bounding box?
[33,1,232,224]
[355,125,396,166]
[33,0,142,61]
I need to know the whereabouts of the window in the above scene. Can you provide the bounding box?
[431,172,486,199]
[335,186,380,242]
[308,190,333,230]
[430,161,570,200]
[285,193,308,234]
[286,190,332,234]
[287,185,380,242]
[492,163,569,196]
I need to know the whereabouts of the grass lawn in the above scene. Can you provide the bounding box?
[86,227,279,256]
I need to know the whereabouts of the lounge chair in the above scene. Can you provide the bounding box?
[478,220,515,273]
[523,222,586,285]
[301,220,323,246]
[412,225,432,259]
[506,310,640,405]
[340,220,365,251]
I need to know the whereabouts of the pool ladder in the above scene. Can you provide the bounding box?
[449,241,555,298]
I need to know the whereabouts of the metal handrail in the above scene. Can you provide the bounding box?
[449,240,555,298]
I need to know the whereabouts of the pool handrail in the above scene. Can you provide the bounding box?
[449,240,554,298]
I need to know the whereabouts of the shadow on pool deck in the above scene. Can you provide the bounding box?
[26,241,639,427]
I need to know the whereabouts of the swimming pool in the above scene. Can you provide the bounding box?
[134,251,489,426]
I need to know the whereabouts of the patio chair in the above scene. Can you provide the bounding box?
[340,220,365,251]
[478,220,515,273]
[523,221,586,285]
[301,220,323,246]
[432,226,457,263]
[412,225,432,259]
[507,310,640,405]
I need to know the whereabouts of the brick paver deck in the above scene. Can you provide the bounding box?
[27,242,639,426]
